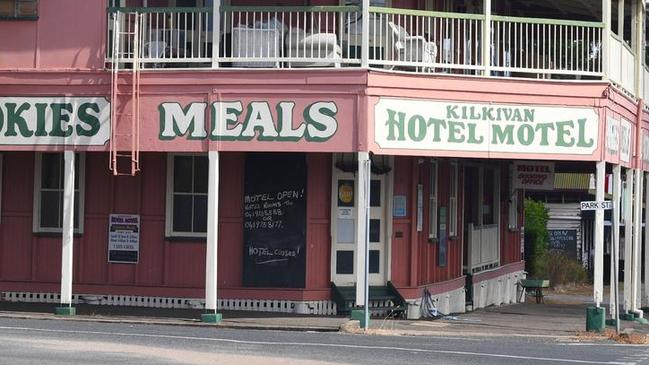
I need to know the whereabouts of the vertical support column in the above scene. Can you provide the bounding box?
[361,0,370,68]
[202,151,222,323]
[211,0,221,69]
[56,151,75,316]
[634,0,643,96]
[593,161,606,307]
[644,171,649,308]
[610,164,621,318]
[612,164,622,331]
[624,168,633,313]
[632,167,643,316]
[602,0,611,78]
[482,0,492,76]
[353,152,371,329]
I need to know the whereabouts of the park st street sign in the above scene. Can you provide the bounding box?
[374,98,599,156]
[580,201,613,211]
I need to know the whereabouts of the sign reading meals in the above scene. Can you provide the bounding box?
[374,98,599,156]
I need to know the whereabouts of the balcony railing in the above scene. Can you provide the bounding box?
[107,5,616,82]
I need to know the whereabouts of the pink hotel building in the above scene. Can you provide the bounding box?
[0,0,648,321]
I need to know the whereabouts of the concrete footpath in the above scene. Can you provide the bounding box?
[0,289,647,339]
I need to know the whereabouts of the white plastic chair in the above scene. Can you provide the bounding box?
[387,22,437,71]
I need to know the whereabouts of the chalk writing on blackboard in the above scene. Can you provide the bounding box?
[243,153,307,288]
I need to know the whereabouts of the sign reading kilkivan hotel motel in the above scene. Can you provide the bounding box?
[374,98,599,155]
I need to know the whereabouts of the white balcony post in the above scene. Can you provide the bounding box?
[624,168,633,313]
[611,164,621,327]
[361,0,370,68]
[634,0,643,96]
[211,0,221,68]
[355,152,370,329]
[644,171,649,308]
[602,0,611,78]
[632,166,643,315]
[202,150,222,323]
[593,160,605,307]
[57,151,75,316]
[482,0,492,76]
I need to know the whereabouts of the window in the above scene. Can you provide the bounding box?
[449,161,458,237]
[428,159,438,239]
[0,0,38,19]
[166,154,208,237]
[508,191,518,230]
[33,153,85,233]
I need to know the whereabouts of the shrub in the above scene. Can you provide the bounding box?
[524,199,549,278]
[546,251,588,286]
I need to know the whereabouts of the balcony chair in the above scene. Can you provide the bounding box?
[387,22,437,72]
[142,40,168,68]
[231,18,287,68]
[285,28,342,68]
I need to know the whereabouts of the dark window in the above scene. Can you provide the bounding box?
[369,250,380,274]
[336,251,354,274]
[37,153,81,231]
[171,155,208,235]
[0,0,38,19]
[369,219,381,242]
[370,180,381,207]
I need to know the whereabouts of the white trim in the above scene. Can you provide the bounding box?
[32,152,85,234]
[165,153,208,238]
[428,159,438,239]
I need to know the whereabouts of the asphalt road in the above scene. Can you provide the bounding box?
[0,318,648,365]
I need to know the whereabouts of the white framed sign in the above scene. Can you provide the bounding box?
[0,97,110,145]
[374,98,599,156]
[513,161,555,191]
[108,214,140,264]
[620,119,632,163]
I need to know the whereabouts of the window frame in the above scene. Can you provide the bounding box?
[428,159,438,240]
[32,152,86,234]
[165,153,209,239]
[449,161,458,237]
[0,0,39,20]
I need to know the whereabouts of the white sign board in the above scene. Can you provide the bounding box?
[374,98,599,156]
[580,201,613,211]
[620,119,632,163]
[513,161,555,190]
[0,97,110,145]
[108,214,140,263]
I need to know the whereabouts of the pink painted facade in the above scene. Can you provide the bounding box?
[0,0,646,315]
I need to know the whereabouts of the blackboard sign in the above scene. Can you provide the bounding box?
[243,153,307,288]
[548,229,577,259]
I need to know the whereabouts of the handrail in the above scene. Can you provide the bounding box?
[369,6,485,20]
[107,6,211,13]
[491,14,604,28]
[222,5,360,13]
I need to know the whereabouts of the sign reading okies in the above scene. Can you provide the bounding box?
[375,98,599,156]
[0,97,110,145]
[159,101,338,142]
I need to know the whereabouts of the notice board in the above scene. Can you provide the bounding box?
[108,214,140,264]
[243,153,307,288]
[548,229,578,259]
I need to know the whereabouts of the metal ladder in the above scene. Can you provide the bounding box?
[110,11,141,176]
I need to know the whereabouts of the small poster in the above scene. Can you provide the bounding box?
[108,214,140,264]
[338,180,354,207]
[513,161,555,191]
[393,195,407,217]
